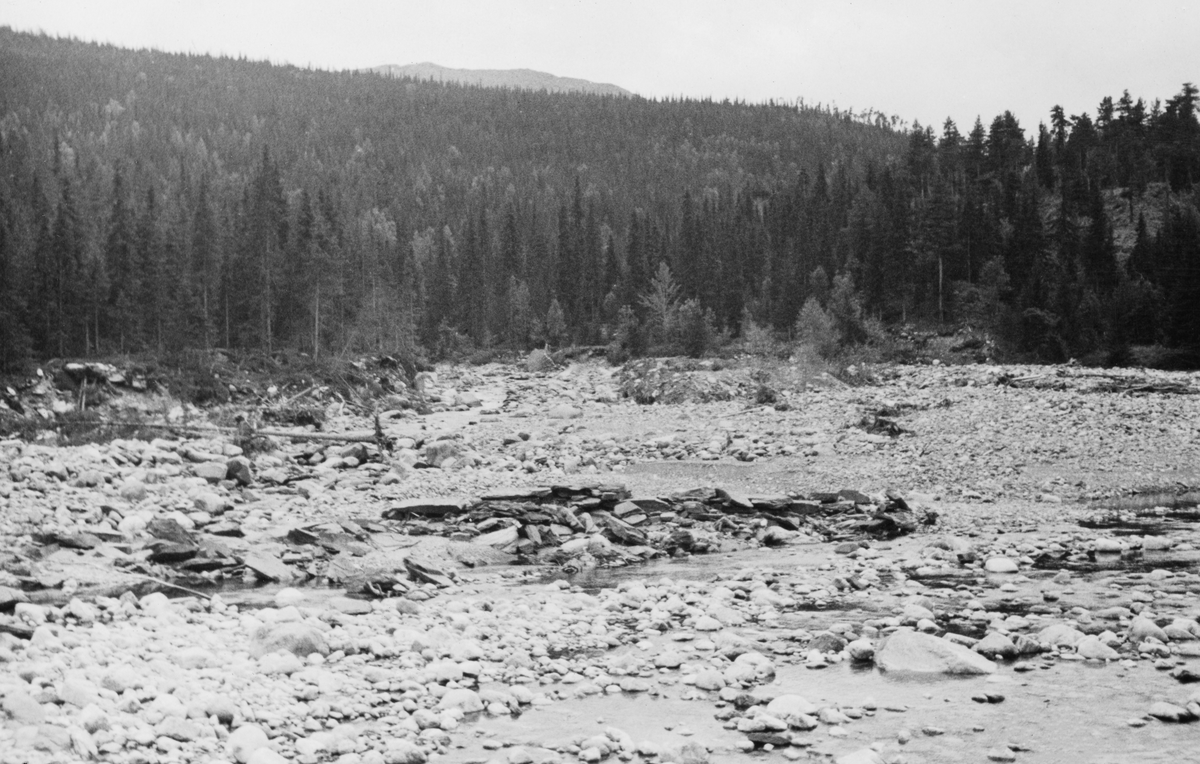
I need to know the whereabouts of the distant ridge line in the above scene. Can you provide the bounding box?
[369,62,632,97]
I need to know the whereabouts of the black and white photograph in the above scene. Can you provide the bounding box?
[0,2,1199,762]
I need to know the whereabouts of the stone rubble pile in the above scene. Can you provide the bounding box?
[614,359,746,405]
[0,429,932,605]
[1,363,153,420]
[0,355,434,426]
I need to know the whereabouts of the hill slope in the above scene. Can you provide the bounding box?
[0,28,1196,371]
[371,62,632,97]
[0,27,907,367]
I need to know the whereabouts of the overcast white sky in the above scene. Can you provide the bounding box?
[3,0,1196,133]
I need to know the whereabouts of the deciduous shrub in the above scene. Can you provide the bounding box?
[794,297,839,357]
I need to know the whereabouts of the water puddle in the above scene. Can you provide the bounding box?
[441,662,1196,764]
[1080,493,1200,537]
[1079,514,1200,536]
[538,545,833,592]
[765,662,1194,764]
[906,570,984,589]
[1030,549,1200,575]
[448,694,747,764]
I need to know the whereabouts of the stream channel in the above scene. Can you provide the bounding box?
[219,508,1200,764]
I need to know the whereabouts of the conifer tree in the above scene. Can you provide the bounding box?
[135,187,163,352]
[1160,83,1199,191]
[106,169,138,352]
[579,202,603,337]
[544,297,567,347]
[246,147,287,351]
[0,190,31,370]
[458,209,490,342]
[1159,204,1200,345]
[506,275,532,348]
[964,118,987,180]
[424,223,456,345]
[1035,123,1056,189]
[160,200,196,352]
[499,205,522,280]
[50,176,86,356]
[624,211,646,308]
[190,176,218,349]
[1128,214,1155,282]
[603,231,620,308]
[29,178,55,356]
[1080,187,1118,295]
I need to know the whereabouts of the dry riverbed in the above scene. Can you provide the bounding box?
[2,358,1200,764]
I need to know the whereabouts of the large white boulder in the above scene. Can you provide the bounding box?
[875,628,996,675]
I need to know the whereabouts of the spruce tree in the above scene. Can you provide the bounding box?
[964,118,987,180]
[50,176,85,357]
[458,209,490,343]
[30,178,55,356]
[106,169,138,352]
[499,205,522,279]
[624,211,646,308]
[0,190,31,370]
[1080,187,1118,295]
[1035,123,1056,189]
[190,176,218,349]
[247,147,287,351]
[136,187,166,351]
[506,276,532,348]
[424,223,456,346]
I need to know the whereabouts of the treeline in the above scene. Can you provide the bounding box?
[0,28,1198,372]
[839,85,1200,363]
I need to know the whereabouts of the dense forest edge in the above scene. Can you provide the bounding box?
[1,28,1199,379]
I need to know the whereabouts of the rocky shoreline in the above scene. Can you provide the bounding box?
[3,358,1200,763]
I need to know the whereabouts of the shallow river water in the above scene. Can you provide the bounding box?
[216,513,1200,764]
[447,659,1193,764]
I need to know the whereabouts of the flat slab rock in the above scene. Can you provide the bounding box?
[875,628,997,675]
[242,553,296,583]
[383,498,470,517]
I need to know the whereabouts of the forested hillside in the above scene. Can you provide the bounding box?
[370,63,633,97]
[0,28,1197,371]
